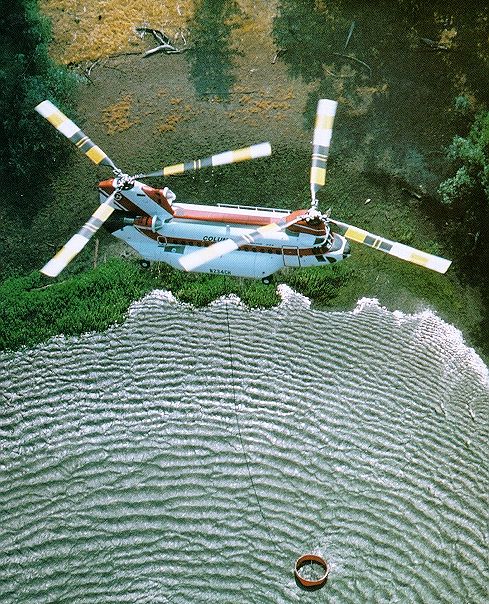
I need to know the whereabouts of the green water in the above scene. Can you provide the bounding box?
[1,295,488,602]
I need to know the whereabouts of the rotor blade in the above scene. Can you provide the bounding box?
[330,219,452,273]
[40,193,118,277]
[178,213,306,272]
[139,142,272,178]
[310,99,337,205]
[35,100,117,170]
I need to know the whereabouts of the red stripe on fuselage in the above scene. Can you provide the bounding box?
[171,206,283,226]
[135,228,331,257]
[166,206,326,236]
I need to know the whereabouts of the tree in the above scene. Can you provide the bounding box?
[438,110,489,207]
[0,0,76,187]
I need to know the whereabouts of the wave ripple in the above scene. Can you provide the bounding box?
[1,294,488,603]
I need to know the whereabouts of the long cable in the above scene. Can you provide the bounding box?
[224,301,326,584]
[224,301,271,530]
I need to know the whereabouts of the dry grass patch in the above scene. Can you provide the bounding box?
[101,95,139,134]
[40,0,193,64]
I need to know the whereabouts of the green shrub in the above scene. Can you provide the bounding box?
[454,95,472,115]
[0,259,149,351]
[438,110,489,206]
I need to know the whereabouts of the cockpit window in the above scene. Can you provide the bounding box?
[329,233,343,252]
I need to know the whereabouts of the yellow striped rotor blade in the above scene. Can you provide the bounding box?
[35,100,116,170]
[140,142,272,178]
[310,99,337,203]
[40,194,117,277]
[331,219,452,274]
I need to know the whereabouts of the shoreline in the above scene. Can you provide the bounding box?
[1,257,488,368]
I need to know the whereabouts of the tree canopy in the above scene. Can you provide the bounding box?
[439,110,489,207]
[0,0,76,187]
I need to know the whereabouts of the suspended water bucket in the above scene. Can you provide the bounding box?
[294,554,329,589]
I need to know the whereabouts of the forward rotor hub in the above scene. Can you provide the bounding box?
[113,172,135,190]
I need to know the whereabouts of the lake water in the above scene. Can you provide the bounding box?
[1,290,487,603]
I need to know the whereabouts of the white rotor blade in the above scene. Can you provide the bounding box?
[139,142,271,178]
[331,219,452,273]
[179,238,240,272]
[310,99,337,204]
[41,193,118,277]
[35,100,117,170]
[178,213,306,272]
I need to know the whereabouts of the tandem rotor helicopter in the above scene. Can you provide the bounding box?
[35,99,451,281]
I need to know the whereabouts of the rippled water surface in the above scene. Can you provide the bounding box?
[1,291,488,603]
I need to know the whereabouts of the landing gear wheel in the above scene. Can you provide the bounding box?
[139,259,151,269]
[261,276,273,285]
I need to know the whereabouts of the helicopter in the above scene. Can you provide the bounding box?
[35,98,451,281]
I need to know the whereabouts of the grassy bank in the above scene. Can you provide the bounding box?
[0,259,278,352]
[1,255,484,359]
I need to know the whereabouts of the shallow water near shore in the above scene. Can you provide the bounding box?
[1,291,487,603]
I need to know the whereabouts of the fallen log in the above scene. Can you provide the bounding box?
[136,27,185,56]
[344,21,355,50]
[333,52,372,76]
[420,37,450,51]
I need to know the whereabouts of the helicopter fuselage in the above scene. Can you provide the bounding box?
[100,179,351,280]
[35,98,451,279]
